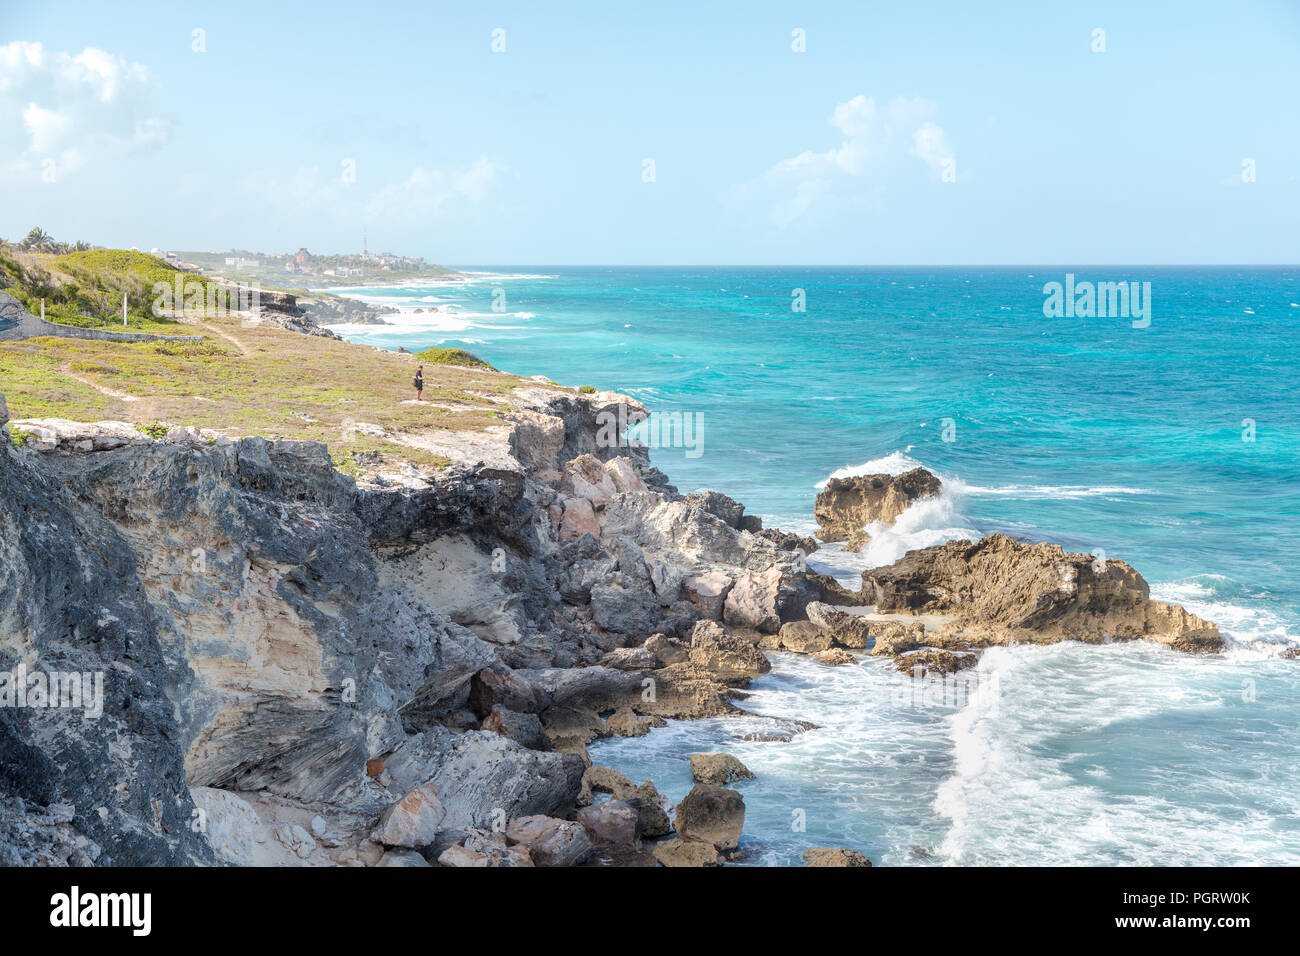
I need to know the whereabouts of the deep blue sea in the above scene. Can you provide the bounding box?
[327,267,1300,865]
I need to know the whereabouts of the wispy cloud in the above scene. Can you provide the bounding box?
[0,41,168,178]
[732,94,956,227]
[364,157,502,221]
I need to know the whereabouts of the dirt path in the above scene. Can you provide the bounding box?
[61,366,141,403]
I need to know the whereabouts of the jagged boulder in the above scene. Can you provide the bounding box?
[814,467,942,542]
[861,534,1222,651]
[506,815,593,867]
[673,784,745,853]
[688,621,771,684]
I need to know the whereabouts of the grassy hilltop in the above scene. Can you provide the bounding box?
[0,243,558,475]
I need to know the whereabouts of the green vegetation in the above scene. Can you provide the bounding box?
[578,384,597,394]
[414,347,494,369]
[0,241,214,333]
[0,247,575,478]
[136,421,169,439]
[10,429,30,448]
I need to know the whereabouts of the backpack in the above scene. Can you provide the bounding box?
[413,375,422,388]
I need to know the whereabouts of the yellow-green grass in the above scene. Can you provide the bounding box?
[3,247,223,333]
[1,307,565,475]
[414,347,494,369]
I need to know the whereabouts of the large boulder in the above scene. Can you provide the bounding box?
[506,815,593,867]
[682,570,734,619]
[673,784,745,853]
[577,799,641,848]
[861,534,1223,651]
[814,467,942,543]
[469,665,545,716]
[371,783,446,848]
[688,620,771,684]
[723,568,784,633]
[381,728,584,846]
[777,620,833,654]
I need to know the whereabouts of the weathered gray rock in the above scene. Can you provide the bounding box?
[481,706,547,750]
[577,799,641,848]
[381,727,584,847]
[506,815,593,866]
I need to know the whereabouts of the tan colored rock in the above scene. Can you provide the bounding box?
[644,633,689,666]
[638,662,734,719]
[371,783,445,848]
[862,534,1222,652]
[562,454,617,506]
[777,620,833,654]
[688,620,771,684]
[653,837,723,867]
[866,621,927,656]
[673,784,745,853]
[814,648,856,666]
[690,753,756,785]
[605,706,665,738]
[815,467,942,542]
[577,799,641,848]
[621,781,672,838]
[805,602,872,648]
[603,457,648,494]
[803,847,872,867]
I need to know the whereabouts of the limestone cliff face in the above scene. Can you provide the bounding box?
[0,387,820,865]
[0,385,1226,867]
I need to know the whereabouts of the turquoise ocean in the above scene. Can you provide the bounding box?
[325,267,1300,866]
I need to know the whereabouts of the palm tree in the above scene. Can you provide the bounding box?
[21,227,54,252]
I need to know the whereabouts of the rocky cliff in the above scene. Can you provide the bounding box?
[0,386,829,865]
[0,385,1224,867]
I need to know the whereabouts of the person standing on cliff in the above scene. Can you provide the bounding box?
[413,365,424,402]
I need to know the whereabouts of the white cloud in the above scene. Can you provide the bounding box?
[0,41,168,178]
[734,94,956,226]
[364,157,502,221]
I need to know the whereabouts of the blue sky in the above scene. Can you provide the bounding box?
[2,1,1297,264]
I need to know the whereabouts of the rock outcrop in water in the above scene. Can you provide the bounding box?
[859,534,1222,652]
[814,467,941,548]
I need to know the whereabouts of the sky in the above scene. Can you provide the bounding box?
[2,1,1298,265]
